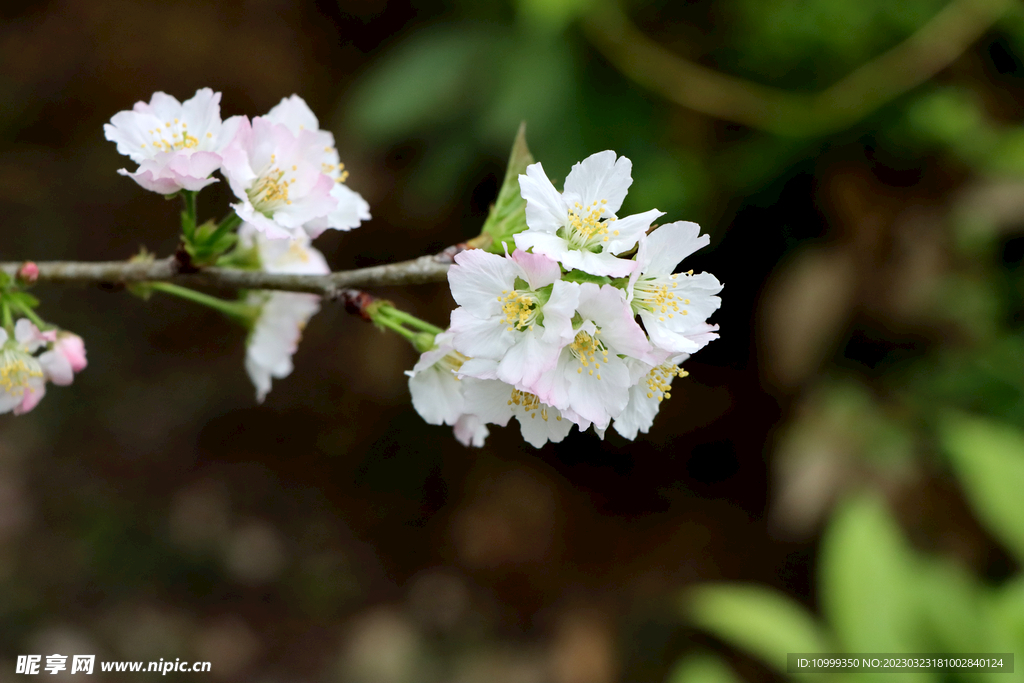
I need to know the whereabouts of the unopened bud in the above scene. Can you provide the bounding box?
[16,261,39,284]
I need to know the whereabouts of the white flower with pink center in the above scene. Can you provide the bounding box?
[221,116,338,240]
[448,248,579,390]
[240,225,330,402]
[529,283,652,430]
[263,95,371,238]
[0,321,46,415]
[104,88,242,194]
[405,331,489,447]
[462,378,574,449]
[514,151,663,277]
[627,221,723,355]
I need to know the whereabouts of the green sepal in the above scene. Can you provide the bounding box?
[216,242,261,270]
[534,283,553,306]
[561,269,612,286]
[5,291,39,310]
[186,219,239,267]
[478,122,534,254]
[0,271,11,289]
[608,276,630,289]
[512,276,530,291]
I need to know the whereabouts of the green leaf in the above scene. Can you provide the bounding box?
[346,26,492,143]
[913,558,990,653]
[819,495,925,657]
[515,0,596,33]
[939,412,1024,564]
[478,122,534,254]
[561,269,612,286]
[684,583,830,676]
[665,654,742,683]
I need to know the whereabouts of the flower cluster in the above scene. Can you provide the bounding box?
[0,319,86,415]
[409,151,722,447]
[105,89,370,240]
[103,90,372,402]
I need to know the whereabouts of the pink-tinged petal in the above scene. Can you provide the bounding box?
[509,248,561,289]
[563,150,633,216]
[13,380,45,415]
[639,221,709,277]
[519,162,567,233]
[165,150,223,182]
[270,173,336,229]
[449,307,513,360]
[453,413,489,447]
[576,284,650,359]
[603,208,664,254]
[528,352,573,411]
[448,249,518,315]
[57,333,87,373]
[513,230,572,262]
[496,328,562,389]
[462,378,515,427]
[558,248,637,278]
[38,349,74,386]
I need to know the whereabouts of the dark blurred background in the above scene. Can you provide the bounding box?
[2,0,1024,681]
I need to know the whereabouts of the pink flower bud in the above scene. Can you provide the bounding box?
[16,261,39,284]
[55,333,87,374]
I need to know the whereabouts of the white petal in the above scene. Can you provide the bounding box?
[453,413,489,447]
[563,151,632,215]
[448,249,518,315]
[409,366,464,425]
[640,221,708,277]
[519,162,567,233]
[461,378,514,426]
[449,307,512,359]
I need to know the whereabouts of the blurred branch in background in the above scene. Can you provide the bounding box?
[583,0,1014,136]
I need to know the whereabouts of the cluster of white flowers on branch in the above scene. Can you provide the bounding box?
[408,151,722,448]
[2,89,723,449]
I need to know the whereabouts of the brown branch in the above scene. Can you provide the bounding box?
[582,0,1013,137]
[0,247,466,299]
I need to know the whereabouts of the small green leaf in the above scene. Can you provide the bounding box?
[666,654,742,683]
[479,122,534,254]
[939,412,1024,564]
[684,583,830,676]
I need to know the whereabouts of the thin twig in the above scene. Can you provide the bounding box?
[0,247,464,299]
[582,0,1013,137]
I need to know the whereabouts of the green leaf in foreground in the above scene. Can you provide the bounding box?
[684,583,830,676]
[666,653,742,683]
[939,411,1024,564]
